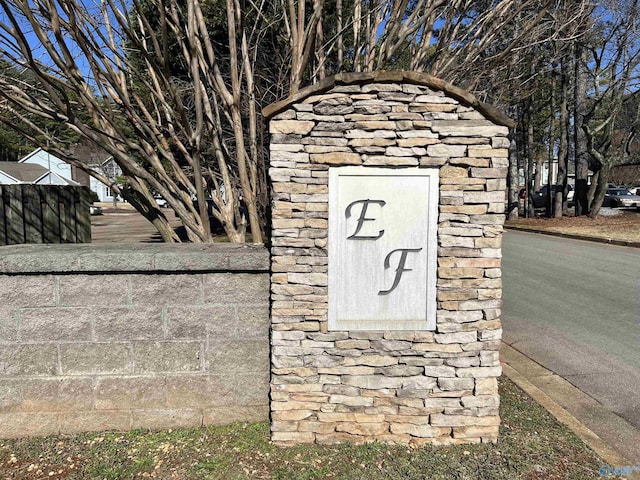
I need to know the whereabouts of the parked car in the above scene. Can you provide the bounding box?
[154,196,169,208]
[532,184,574,209]
[603,188,640,208]
[89,204,103,215]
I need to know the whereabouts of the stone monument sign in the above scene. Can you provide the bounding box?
[264,71,514,446]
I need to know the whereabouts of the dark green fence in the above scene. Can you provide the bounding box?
[0,185,91,245]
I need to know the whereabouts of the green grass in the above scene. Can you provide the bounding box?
[0,378,619,479]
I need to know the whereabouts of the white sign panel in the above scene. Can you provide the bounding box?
[328,167,439,331]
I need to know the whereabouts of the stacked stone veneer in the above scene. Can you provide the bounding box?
[265,72,513,446]
[0,243,269,437]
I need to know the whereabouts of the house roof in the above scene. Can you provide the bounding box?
[0,161,80,185]
[0,161,50,183]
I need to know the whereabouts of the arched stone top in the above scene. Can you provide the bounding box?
[263,71,515,128]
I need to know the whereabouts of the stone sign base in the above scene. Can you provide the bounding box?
[265,71,512,446]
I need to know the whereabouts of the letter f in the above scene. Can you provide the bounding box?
[378,248,423,296]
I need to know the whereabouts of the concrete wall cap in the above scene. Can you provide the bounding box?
[0,243,270,274]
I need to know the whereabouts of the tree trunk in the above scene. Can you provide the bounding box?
[526,98,536,218]
[336,0,343,70]
[554,61,569,217]
[534,157,544,193]
[315,15,325,81]
[122,191,181,243]
[574,43,590,216]
[507,130,519,220]
[546,68,556,218]
[588,166,609,218]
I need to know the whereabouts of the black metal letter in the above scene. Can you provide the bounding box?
[345,199,386,240]
[378,248,423,296]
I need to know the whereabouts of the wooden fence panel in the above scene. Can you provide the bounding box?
[76,189,92,243]
[59,187,74,243]
[0,186,5,245]
[0,185,91,245]
[6,186,25,244]
[42,188,61,243]
[24,185,43,244]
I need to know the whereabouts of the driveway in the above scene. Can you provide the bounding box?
[91,206,180,243]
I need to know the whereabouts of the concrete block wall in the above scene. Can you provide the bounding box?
[0,243,270,437]
[264,71,513,446]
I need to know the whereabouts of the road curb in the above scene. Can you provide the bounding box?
[501,341,640,476]
[501,362,631,467]
[504,225,640,248]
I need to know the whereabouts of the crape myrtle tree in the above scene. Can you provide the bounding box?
[0,0,284,242]
[0,0,600,241]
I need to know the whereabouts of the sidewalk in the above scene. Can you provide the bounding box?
[501,343,640,468]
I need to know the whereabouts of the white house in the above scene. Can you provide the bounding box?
[88,157,122,203]
[0,148,124,203]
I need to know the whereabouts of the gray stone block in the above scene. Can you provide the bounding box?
[78,251,154,272]
[0,247,81,273]
[0,379,22,412]
[153,249,228,271]
[134,341,202,373]
[167,305,234,340]
[130,274,203,306]
[0,244,269,274]
[0,275,55,307]
[203,273,270,305]
[131,408,202,430]
[208,339,269,375]
[156,244,269,272]
[165,374,227,408]
[234,305,270,339]
[59,410,132,434]
[19,307,92,342]
[0,345,58,376]
[93,306,163,341]
[230,372,270,406]
[60,343,131,375]
[0,412,59,438]
[19,378,94,412]
[95,376,166,410]
[0,308,18,341]
[203,405,268,425]
[59,274,128,307]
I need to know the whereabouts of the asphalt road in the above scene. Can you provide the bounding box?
[502,231,640,430]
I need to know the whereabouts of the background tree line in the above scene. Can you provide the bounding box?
[0,0,638,242]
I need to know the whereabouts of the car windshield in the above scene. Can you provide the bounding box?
[609,189,631,196]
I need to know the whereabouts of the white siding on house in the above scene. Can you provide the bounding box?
[34,172,71,185]
[90,177,120,202]
[0,172,18,184]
